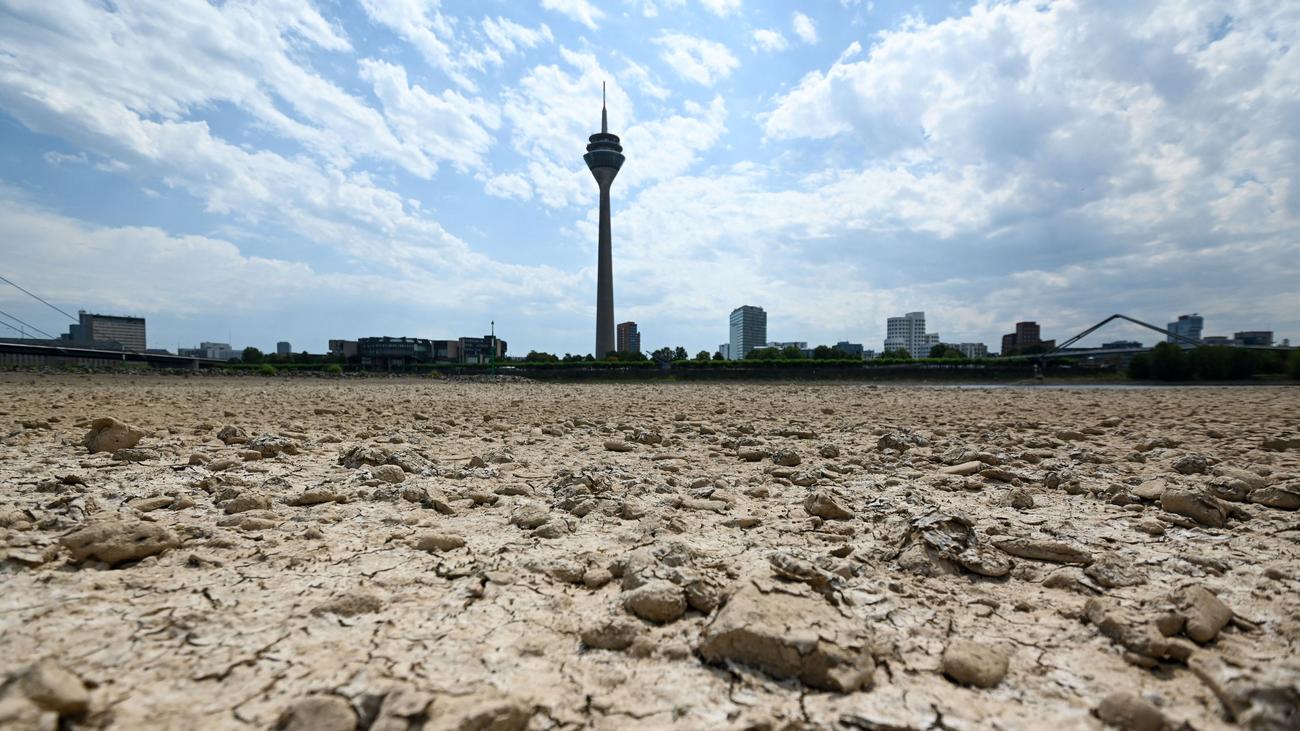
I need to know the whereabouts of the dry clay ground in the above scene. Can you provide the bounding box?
[1,375,1298,731]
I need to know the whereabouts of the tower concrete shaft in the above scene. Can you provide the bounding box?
[584,84,624,358]
[594,169,616,358]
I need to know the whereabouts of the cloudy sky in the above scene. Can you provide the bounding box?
[1,0,1296,356]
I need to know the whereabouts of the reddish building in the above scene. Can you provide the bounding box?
[616,321,640,354]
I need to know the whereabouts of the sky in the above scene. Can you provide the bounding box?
[0,0,1297,356]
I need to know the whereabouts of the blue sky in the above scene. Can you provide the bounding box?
[0,0,1296,356]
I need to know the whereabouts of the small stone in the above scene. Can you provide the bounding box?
[581,616,640,650]
[312,590,384,617]
[771,449,802,467]
[1248,486,1300,510]
[992,536,1092,565]
[288,488,340,506]
[818,444,840,458]
[371,464,406,484]
[737,448,767,462]
[277,695,357,731]
[1171,454,1209,475]
[415,533,465,552]
[60,518,179,566]
[699,582,874,692]
[942,639,1009,688]
[1178,586,1232,643]
[128,496,174,513]
[216,425,248,445]
[20,660,89,715]
[1002,487,1034,509]
[510,503,550,530]
[224,494,271,514]
[803,490,853,520]
[1161,486,1230,527]
[582,567,613,589]
[1095,692,1168,731]
[603,440,634,452]
[940,461,984,476]
[82,417,144,453]
[622,579,686,623]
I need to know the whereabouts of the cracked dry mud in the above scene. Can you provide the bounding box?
[1,375,1298,730]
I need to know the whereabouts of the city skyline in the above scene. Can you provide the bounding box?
[1,1,1297,355]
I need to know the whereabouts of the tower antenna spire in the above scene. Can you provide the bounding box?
[601,81,607,133]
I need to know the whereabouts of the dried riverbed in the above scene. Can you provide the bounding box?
[1,375,1297,730]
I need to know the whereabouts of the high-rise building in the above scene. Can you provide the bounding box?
[1001,321,1043,355]
[616,321,640,354]
[584,85,625,358]
[884,312,938,357]
[718,343,730,360]
[729,306,767,360]
[1233,331,1273,346]
[276,341,291,356]
[62,311,146,351]
[1166,314,1203,344]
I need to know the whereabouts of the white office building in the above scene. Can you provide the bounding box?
[729,305,767,360]
[953,342,989,358]
[1166,314,1203,343]
[884,311,940,357]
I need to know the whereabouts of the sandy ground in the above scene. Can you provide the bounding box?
[0,375,1298,731]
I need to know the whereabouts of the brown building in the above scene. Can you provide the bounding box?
[616,321,640,354]
[1001,321,1046,355]
[63,311,146,351]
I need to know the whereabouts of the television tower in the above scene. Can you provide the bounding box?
[584,83,624,358]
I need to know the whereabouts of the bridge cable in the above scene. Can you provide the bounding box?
[0,308,59,340]
[0,273,79,322]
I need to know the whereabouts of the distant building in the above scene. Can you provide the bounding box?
[1200,336,1232,346]
[952,342,988,358]
[1101,340,1142,350]
[717,343,730,360]
[729,305,767,360]
[276,341,291,356]
[834,341,864,358]
[358,337,436,368]
[179,341,234,360]
[884,311,939,357]
[616,321,641,354]
[459,334,506,364]
[765,341,807,350]
[1234,330,1273,346]
[62,311,146,351]
[1001,321,1044,355]
[1167,314,1203,344]
[329,339,359,359]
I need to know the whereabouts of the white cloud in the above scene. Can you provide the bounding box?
[751,29,789,53]
[358,59,499,173]
[792,12,818,44]
[540,0,604,30]
[43,151,88,166]
[654,32,740,86]
[481,16,553,54]
[699,0,742,17]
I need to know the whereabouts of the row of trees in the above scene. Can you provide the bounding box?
[520,343,979,364]
[1129,343,1298,381]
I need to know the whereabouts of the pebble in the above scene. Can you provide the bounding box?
[19,660,89,715]
[622,580,686,623]
[415,532,466,552]
[942,639,1009,688]
[277,695,357,731]
[1095,692,1168,731]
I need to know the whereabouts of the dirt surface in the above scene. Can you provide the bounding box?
[1,375,1298,730]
